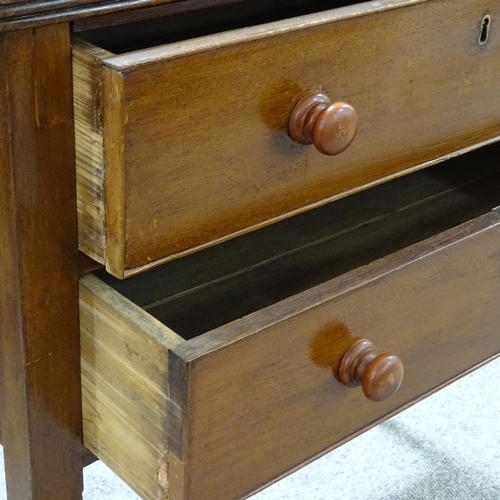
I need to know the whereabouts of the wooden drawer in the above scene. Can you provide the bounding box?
[80,144,500,500]
[73,0,500,278]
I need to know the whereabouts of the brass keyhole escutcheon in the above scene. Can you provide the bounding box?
[479,14,491,46]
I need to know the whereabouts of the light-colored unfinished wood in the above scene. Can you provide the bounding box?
[72,39,112,263]
[73,0,500,278]
[81,210,500,500]
[80,274,183,499]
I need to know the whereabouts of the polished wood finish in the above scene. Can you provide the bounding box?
[74,0,500,277]
[2,1,500,499]
[173,212,500,500]
[0,0,427,31]
[338,339,404,402]
[0,0,184,30]
[289,92,358,155]
[0,24,83,499]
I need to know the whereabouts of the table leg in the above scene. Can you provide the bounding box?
[0,24,84,499]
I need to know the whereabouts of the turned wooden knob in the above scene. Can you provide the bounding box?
[289,92,358,155]
[338,339,404,402]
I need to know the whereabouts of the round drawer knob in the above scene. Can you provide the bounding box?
[338,339,404,402]
[289,92,358,155]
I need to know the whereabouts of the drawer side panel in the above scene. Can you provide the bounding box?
[73,40,109,264]
[80,274,183,500]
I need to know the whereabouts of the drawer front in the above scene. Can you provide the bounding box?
[81,211,500,500]
[74,0,500,277]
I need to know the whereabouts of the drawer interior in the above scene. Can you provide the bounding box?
[76,0,364,53]
[95,141,500,341]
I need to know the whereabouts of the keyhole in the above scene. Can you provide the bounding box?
[479,15,491,45]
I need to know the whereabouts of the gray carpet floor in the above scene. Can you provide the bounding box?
[0,356,499,499]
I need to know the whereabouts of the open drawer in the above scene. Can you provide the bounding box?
[73,0,500,278]
[80,142,500,500]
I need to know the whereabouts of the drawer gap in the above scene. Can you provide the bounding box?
[95,141,500,340]
[76,0,362,53]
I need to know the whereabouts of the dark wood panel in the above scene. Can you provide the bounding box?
[0,25,83,499]
[0,0,367,31]
[83,448,99,467]
[0,0,180,20]
[97,141,500,339]
[75,0,354,44]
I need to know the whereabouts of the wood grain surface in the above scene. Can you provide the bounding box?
[0,0,182,30]
[82,161,500,500]
[173,211,500,500]
[74,0,500,277]
[80,274,184,499]
[73,39,112,264]
[96,141,500,339]
[0,24,83,500]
